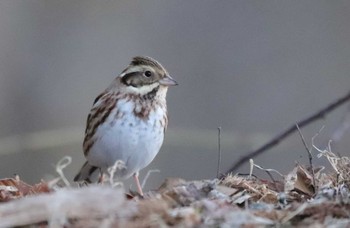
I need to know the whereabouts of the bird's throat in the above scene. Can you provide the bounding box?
[142,85,159,100]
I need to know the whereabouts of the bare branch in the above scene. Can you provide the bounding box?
[226,90,350,174]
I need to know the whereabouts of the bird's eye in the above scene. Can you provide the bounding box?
[144,71,152,77]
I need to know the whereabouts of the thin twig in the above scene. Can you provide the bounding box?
[249,159,254,179]
[331,103,350,142]
[226,90,350,174]
[249,159,284,191]
[252,163,284,179]
[296,124,317,192]
[141,169,160,188]
[55,156,72,187]
[311,125,325,149]
[107,160,125,187]
[216,127,222,178]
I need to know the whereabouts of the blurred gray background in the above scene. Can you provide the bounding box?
[0,0,350,190]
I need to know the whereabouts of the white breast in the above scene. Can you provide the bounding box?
[86,98,166,179]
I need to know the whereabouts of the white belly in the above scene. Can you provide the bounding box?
[86,99,165,179]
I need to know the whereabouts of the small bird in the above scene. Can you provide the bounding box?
[74,56,177,195]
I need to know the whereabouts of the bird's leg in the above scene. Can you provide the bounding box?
[133,172,144,196]
[98,168,105,183]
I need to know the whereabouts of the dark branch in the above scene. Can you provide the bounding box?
[226,90,350,174]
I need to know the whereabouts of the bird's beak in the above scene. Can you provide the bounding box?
[159,75,178,86]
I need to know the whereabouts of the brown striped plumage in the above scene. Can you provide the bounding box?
[74,56,177,196]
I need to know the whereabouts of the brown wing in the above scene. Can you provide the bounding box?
[84,92,104,135]
[73,161,98,182]
[83,91,118,156]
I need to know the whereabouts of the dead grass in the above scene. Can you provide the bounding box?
[0,141,349,227]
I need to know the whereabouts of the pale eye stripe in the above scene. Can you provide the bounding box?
[119,66,145,77]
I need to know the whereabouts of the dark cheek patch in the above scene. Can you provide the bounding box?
[121,72,156,88]
[121,72,142,87]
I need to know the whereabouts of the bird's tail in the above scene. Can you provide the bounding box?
[73,161,98,183]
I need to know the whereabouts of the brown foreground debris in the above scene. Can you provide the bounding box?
[0,170,349,227]
[0,176,51,202]
[0,146,349,227]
